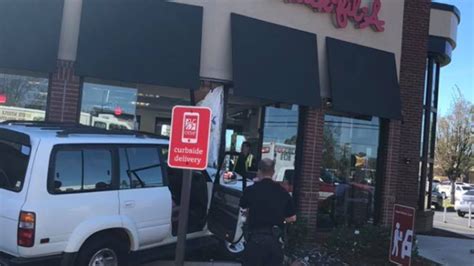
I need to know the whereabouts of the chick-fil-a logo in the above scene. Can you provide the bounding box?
[284,0,385,32]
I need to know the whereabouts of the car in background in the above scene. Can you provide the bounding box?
[438,182,473,200]
[454,189,474,217]
[430,184,444,209]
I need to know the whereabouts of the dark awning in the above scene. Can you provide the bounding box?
[76,0,203,90]
[0,0,64,73]
[326,37,402,119]
[231,14,321,107]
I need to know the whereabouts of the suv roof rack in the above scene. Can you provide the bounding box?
[1,120,83,128]
[1,120,167,140]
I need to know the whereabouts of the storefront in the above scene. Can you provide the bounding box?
[0,0,460,234]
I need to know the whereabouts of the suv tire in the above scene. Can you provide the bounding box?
[457,210,466,218]
[76,234,129,266]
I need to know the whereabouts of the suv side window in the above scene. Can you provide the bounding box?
[51,148,113,193]
[54,150,82,192]
[83,149,113,190]
[119,146,164,189]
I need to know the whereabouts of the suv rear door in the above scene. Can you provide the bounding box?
[117,146,172,248]
[38,145,120,254]
[0,128,33,255]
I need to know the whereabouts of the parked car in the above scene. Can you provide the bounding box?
[0,122,246,266]
[437,182,473,200]
[430,184,444,209]
[454,189,474,217]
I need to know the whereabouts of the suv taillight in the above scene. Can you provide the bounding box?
[18,211,35,247]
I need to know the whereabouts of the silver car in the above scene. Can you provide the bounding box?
[454,189,474,217]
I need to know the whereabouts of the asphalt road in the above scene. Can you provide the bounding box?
[433,210,474,238]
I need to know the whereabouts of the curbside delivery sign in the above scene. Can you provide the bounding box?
[168,106,212,170]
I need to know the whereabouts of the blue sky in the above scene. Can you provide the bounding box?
[433,0,474,115]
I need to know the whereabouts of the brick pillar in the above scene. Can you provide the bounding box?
[46,60,82,123]
[297,108,324,239]
[380,0,431,225]
[397,0,431,208]
[379,120,402,225]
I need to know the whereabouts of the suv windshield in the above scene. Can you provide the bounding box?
[0,139,30,192]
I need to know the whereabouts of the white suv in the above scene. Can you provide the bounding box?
[0,122,245,266]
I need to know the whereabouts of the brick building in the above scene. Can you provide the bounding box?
[0,0,460,238]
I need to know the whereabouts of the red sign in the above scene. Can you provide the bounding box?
[284,0,385,32]
[389,204,416,266]
[0,94,6,104]
[114,106,123,116]
[168,106,212,170]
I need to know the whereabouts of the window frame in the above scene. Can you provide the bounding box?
[47,144,119,195]
[117,144,169,190]
[0,139,31,193]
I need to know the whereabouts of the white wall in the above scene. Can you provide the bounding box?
[429,8,459,48]
[171,0,405,98]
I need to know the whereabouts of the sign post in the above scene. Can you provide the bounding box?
[389,204,416,266]
[168,106,212,266]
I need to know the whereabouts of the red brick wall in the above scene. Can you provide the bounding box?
[379,0,431,225]
[297,108,324,238]
[46,60,82,123]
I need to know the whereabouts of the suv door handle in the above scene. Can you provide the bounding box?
[123,200,136,208]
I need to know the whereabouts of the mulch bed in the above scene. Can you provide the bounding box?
[286,245,440,266]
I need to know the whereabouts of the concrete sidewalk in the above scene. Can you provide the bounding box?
[144,261,241,266]
[417,235,474,266]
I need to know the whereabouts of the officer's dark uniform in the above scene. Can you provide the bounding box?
[239,178,296,266]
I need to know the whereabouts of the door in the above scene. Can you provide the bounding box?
[207,167,245,244]
[118,146,171,248]
[40,146,120,254]
[167,168,210,236]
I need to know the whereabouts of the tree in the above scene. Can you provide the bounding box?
[284,135,297,145]
[435,88,473,203]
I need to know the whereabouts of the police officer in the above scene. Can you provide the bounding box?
[239,158,297,266]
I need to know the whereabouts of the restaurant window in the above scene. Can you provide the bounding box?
[220,99,300,195]
[220,91,266,182]
[0,73,48,122]
[318,115,381,229]
[262,105,299,192]
[419,57,441,210]
[80,82,137,130]
[80,81,190,135]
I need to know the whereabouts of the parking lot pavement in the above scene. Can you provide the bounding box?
[433,210,474,238]
[143,261,241,266]
[417,235,474,266]
[138,237,241,266]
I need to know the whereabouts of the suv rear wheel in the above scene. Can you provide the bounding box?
[76,235,129,266]
[457,210,466,217]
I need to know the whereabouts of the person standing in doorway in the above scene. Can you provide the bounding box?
[240,159,297,266]
[233,141,257,178]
